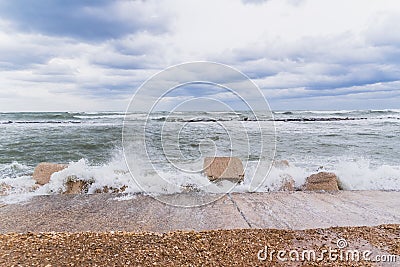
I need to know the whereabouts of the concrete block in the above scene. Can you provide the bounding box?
[32,162,67,185]
[203,157,244,182]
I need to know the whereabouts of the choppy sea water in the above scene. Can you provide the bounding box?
[1,110,399,202]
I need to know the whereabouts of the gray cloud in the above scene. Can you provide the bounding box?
[224,31,400,96]
[0,0,399,111]
[0,0,171,41]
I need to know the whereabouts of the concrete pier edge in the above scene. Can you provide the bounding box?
[0,191,399,233]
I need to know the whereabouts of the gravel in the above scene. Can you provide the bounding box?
[0,224,398,266]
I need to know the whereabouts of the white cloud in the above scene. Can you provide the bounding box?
[0,0,399,111]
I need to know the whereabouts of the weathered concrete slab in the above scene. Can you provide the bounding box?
[203,157,244,182]
[0,193,249,233]
[230,191,400,230]
[0,191,399,233]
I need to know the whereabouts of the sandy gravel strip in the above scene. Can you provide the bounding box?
[0,224,398,266]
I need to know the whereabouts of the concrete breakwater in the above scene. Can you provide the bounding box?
[0,191,399,233]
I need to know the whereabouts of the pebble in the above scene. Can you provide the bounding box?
[0,224,398,266]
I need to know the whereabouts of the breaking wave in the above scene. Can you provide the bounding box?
[1,153,399,204]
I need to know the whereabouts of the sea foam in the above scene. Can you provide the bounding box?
[1,153,399,204]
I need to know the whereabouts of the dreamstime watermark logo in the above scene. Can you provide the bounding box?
[257,238,398,263]
[336,238,348,249]
[122,61,276,207]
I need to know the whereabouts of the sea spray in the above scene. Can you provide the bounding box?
[0,110,399,203]
[2,153,399,204]
[335,159,400,190]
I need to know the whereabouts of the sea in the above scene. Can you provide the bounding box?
[1,109,399,202]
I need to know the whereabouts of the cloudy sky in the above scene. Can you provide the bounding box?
[0,0,400,111]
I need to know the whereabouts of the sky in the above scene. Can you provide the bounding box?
[0,0,400,111]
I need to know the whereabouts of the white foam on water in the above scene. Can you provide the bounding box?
[0,191,37,204]
[0,175,36,193]
[238,162,310,192]
[1,155,399,204]
[112,194,138,201]
[36,157,135,195]
[334,159,400,190]
[0,161,32,179]
[74,114,125,120]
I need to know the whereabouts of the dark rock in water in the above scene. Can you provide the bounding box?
[203,157,244,183]
[187,118,217,122]
[64,179,90,194]
[94,185,128,194]
[303,172,339,191]
[32,163,68,185]
[64,178,128,194]
[181,184,201,193]
[272,160,294,191]
[274,117,368,122]
[0,182,12,196]
[279,174,295,191]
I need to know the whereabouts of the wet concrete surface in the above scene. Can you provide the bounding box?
[0,191,399,233]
